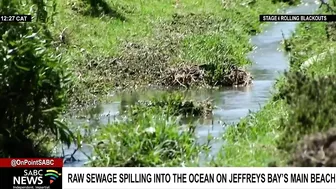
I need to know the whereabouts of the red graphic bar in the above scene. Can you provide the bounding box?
[0,158,63,168]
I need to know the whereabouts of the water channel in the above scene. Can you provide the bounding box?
[63,0,320,167]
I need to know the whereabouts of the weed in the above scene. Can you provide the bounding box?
[121,92,213,118]
[85,104,210,167]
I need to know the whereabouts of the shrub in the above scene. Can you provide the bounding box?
[275,71,336,152]
[0,0,74,157]
[289,127,336,167]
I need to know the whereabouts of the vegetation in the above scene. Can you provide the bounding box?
[212,101,289,166]
[84,98,212,167]
[121,93,213,118]
[220,2,336,167]
[289,127,336,167]
[52,0,294,109]
[0,0,75,157]
[276,72,336,152]
[67,92,213,166]
[2,0,310,168]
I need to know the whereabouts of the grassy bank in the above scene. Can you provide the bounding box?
[51,0,295,109]
[213,100,289,166]
[219,3,336,167]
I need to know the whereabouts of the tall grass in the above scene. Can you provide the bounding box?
[83,94,212,167]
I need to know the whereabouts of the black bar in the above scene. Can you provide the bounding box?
[259,14,336,22]
[0,15,32,22]
[0,168,62,189]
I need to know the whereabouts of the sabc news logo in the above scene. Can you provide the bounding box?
[13,169,61,185]
[45,170,62,184]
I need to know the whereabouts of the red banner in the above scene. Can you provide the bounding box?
[0,158,63,168]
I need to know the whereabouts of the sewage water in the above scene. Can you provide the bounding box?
[63,0,320,167]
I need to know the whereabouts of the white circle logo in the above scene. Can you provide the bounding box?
[11,159,17,167]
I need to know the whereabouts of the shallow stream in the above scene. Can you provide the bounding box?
[63,0,320,167]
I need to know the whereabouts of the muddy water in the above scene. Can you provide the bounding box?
[63,0,319,167]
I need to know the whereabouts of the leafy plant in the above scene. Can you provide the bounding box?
[87,104,210,167]
[0,0,75,157]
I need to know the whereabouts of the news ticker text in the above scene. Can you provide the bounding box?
[62,168,336,189]
[0,158,336,189]
[260,14,336,22]
[67,172,335,184]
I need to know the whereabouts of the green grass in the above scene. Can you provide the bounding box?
[211,100,289,166]
[50,0,293,108]
[53,0,281,57]
[219,4,336,167]
[80,93,212,167]
[287,21,336,76]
